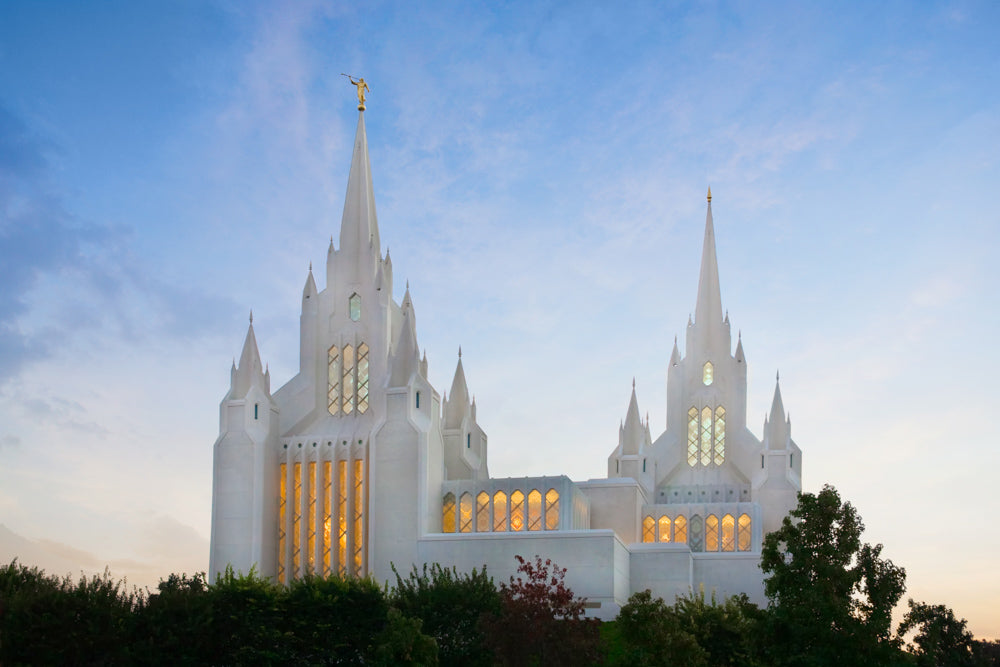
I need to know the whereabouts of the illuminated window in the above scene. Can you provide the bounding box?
[545,489,559,530]
[278,463,286,581]
[307,461,317,573]
[510,490,525,531]
[528,490,542,531]
[459,493,472,533]
[721,514,735,552]
[323,461,332,575]
[714,406,726,465]
[353,459,364,574]
[442,493,456,533]
[738,514,751,551]
[658,516,671,542]
[338,461,347,576]
[690,515,703,551]
[328,350,342,414]
[342,345,355,415]
[349,293,361,321]
[703,361,714,385]
[476,492,490,532]
[687,408,699,466]
[493,491,508,531]
[706,514,719,552]
[674,515,688,544]
[357,343,370,414]
[292,463,302,575]
[700,407,712,466]
[642,515,655,543]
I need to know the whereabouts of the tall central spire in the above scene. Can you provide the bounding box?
[694,188,723,327]
[339,110,381,262]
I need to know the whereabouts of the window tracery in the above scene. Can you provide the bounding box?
[642,515,655,543]
[493,491,508,532]
[342,345,355,415]
[323,461,332,574]
[278,463,286,581]
[353,459,364,574]
[714,407,726,465]
[703,361,714,385]
[687,405,726,467]
[674,515,688,543]
[700,407,713,466]
[658,516,671,542]
[442,492,456,533]
[327,346,340,415]
[357,343,369,414]
[510,490,525,531]
[690,515,703,551]
[687,408,699,466]
[528,490,542,531]
[721,513,735,552]
[545,489,559,530]
[706,514,719,552]
[292,462,302,575]
[338,461,347,575]
[349,293,361,321]
[476,492,489,532]
[307,461,317,573]
[738,514,751,551]
[459,493,472,533]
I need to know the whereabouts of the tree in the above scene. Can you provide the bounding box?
[613,590,707,667]
[898,599,976,667]
[760,485,907,666]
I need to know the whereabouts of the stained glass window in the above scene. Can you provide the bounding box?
[689,515,703,551]
[278,463,286,581]
[323,461,332,575]
[342,345,355,414]
[658,516,671,542]
[307,461,316,573]
[442,493,456,533]
[349,293,361,321]
[357,343,369,414]
[700,407,713,466]
[714,406,726,465]
[738,514,751,552]
[687,407,699,466]
[353,459,364,574]
[721,514,735,552]
[510,490,525,531]
[642,516,655,543]
[706,514,719,552]
[327,346,340,415]
[528,490,542,531]
[292,463,301,575]
[338,461,347,576]
[459,493,472,533]
[674,515,688,544]
[493,491,507,532]
[703,361,714,385]
[545,489,559,530]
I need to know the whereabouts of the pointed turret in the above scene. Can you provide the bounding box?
[302,265,317,305]
[669,336,681,366]
[338,110,381,273]
[444,349,470,429]
[621,382,644,455]
[735,332,745,363]
[765,372,790,449]
[233,314,266,398]
[388,306,420,387]
[694,189,723,328]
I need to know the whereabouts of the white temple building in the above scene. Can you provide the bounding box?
[209,104,802,618]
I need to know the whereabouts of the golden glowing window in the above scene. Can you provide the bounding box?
[357,343,370,414]
[528,490,542,531]
[658,516,671,542]
[721,514,735,552]
[510,490,525,531]
[738,514,751,551]
[687,407,699,466]
[442,493,456,533]
[327,346,340,415]
[493,491,507,532]
[292,463,302,575]
[476,492,490,532]
[349,293,361,321]
[706,514,719,552]
[674,515,687,543]
[342,345,355,415]
[323,461,332,575]
[642,515,655,543]
[459,493,472,533]
[700,407,712,466]
[307,461,317,573]
[714,406,726,465]
[338,461,347,576]
[278,463,286,581]
[703,361,714,385]
[545,489,559,530]
[353,459,364,574]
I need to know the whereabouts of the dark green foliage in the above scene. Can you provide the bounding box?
[760,484,908,667]
[132,572,212,664]
[389,562,499,667]
[373,607,439,666]
[613,590,707,666]
[899,599,977,667]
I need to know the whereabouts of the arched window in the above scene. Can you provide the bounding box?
[689,515,703,551]
[307,461,317,573]
[476,492,490,532]
[493,491,508,532]
[714,406,726,465]
[510,490,525,531]
[292,462,302,574]
[703,361,714,385]
[706,514,719,552]
[327,346,340,415]
[687,408,699,466]
[322,461,332,575]
[349,293,361,321]
[342,345,355,414]
[688,405,727,467]
[278,463,287,581]
[527,490,542,531]
[357,343,370,414]
[459,493,472,533]
[738,514,752,551]
[658,516,671,542]
[642,516,655,543]
[545,489,559,530]
[674,515,688,543]
[352,460,364,574]
[442,493,456,533]
[721,514,735,552]
[700,407,712,466]
[337,461,347,576]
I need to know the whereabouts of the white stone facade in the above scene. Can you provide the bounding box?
[209,110,802,619]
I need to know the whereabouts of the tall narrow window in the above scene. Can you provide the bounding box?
[353,459,364,574]
[700,407,713,466]
[738,514,752,551]
[703,361,714,385]
[337,461,347,576]
[689,515,703,551]
[642,516,655,543]
[674,515,688,544]
[545,489,559,530]
[357,343,370,414]
[278,463,287,581]
[459,493,472,533]
[342,345,355,414]
[327,346,340,415]
[658,516,671,542]
[527,490,542,531]
[476,492,490,532]
[706,514,719,552]
[442,493,456,533]
[349,293,361,321]
[292,463,302,575]
[307,461,317,573]
[254,403,258,419]
[687,407,699,466]
[415,392,420,409]
[721,514,735,552]
[510,490,525,531]
[493,491,508,532]
[714,406,726,465]
[322,461,332,575]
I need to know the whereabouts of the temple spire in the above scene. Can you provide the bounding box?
[622,383,644,455]
[694,190,723,328]
[338,109,381,264]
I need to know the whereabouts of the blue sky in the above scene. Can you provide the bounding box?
[1,0,998,638]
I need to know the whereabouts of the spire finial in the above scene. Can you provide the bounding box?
[776,370,780,381]
[458,346,462,359]
[309,261,312,272]
[632,377,636,389]
[406,279,410,289]
[343,74,369,110]
[249,309,253,324]
[707,186,712,203]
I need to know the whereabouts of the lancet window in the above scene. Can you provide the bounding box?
[545,489,559,530]
[528,490,542,531]
[689,515,703,551]
[510,491,525,531]
[278,463,286,580]
[307,461,316,573]
[642,515,655,543]
[349,293,361,321]
[328,341,370,415]
[674,515,688,543]
[493,491,508,532]
[322,461,332,574]
[687,404,726,467]
[721,514,735,552]
[327,346,340,415]
[658,516,671,542]
[703,361,714,385]
[459,493,472,533]
[292,463,302,575]
[442,493,456,533]
[738,513,752,551]
[441,487,560,534]
[476,492,490,532]
[353,460,364,573]
[337,461,347,575]
[706,514,719,551]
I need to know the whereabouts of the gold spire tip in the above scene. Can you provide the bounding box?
[343,73,369,110]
